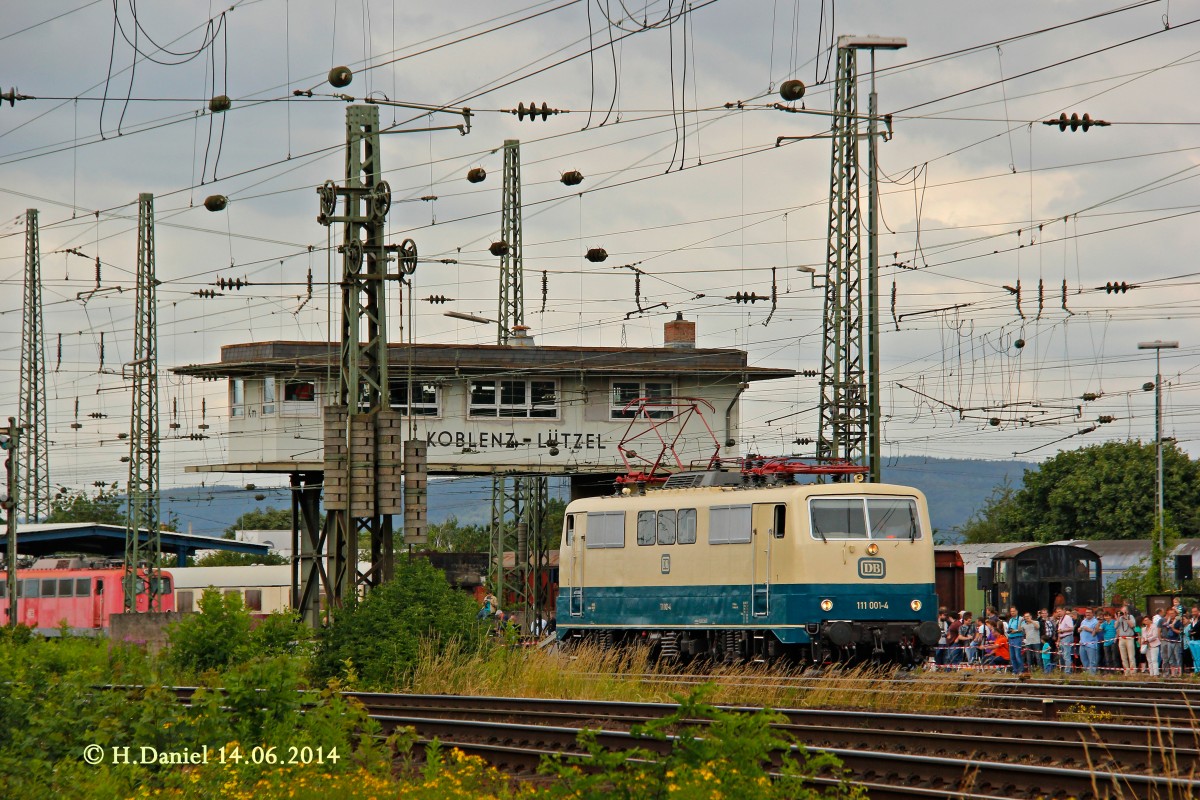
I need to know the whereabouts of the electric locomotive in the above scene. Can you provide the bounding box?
[556,470,940,664]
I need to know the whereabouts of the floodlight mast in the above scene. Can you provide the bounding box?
[1137,339,1179,585]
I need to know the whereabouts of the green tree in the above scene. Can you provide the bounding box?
[427,515,491,552]
[223,506,293,538]
[193,549,289,567]
[312,558,481,688]
[43,483,125,525]
[959,440,1200,544]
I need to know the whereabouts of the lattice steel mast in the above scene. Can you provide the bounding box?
[816,46,868,474]
[18,209,49,522]
[489,140,548,632]
[125,193,162,611]
[317,104,405,610]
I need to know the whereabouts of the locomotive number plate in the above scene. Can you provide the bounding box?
[856,601,890,610]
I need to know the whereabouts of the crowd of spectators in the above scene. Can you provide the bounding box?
[933,597,1200,675]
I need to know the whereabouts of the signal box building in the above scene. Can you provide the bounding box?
[172,316,795,493]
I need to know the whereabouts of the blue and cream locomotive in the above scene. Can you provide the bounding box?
[556,471,940,663]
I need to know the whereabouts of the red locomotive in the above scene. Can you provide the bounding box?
[0,558,174,635]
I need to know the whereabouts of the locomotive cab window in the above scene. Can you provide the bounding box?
[565,514,576,545]
[867,499,921,540]
[41,579,57,597]
[810,497,921,540]
[76,578,91,596]
[58,578,74,597]
[771,504,787,539]
[810,499,867,540]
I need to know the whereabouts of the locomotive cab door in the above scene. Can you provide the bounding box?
[751,504,784,617]
[567,514,584,617]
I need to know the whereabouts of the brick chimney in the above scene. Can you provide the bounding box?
[664,312,695,349]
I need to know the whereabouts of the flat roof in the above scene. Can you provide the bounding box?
[171,340,795,382]
[3,523,270,564]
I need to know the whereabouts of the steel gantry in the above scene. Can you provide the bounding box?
[125,193,163,611]
[18,209,49,523]
[489,139,550,634]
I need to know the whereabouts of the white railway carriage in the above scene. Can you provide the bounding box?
[171,565,293,616]
[556,472,941,663]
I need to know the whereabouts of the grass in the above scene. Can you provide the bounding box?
[407,640,992,714]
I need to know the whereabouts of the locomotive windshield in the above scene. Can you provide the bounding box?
[810,497,921,540]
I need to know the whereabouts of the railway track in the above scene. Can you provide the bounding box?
[345,693,1198,799]
[155,684,1198,797]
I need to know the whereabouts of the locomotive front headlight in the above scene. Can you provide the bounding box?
[866,543,879,556]
[820,599,834,612]
[910,599,922,612]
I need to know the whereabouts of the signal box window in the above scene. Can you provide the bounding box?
[283,381,316,402]
[610,380,673,419]
[230,379,246,418]
[262,376,276,416]
[390,381,440,416]
[470,379,557,419]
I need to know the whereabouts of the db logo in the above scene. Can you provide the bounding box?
[857,557,886,579]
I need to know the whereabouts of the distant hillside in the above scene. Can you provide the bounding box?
[161,461,1027,542]
[882,457,1035,542]
[162,477,570,537]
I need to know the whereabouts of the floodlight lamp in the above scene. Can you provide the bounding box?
[838,35,908,51]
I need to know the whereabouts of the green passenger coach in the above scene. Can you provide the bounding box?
[556,472,941,664]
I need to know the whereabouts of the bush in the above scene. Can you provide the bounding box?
[538,685,865,799]
[312,558,481,688]
[166,587,253,673]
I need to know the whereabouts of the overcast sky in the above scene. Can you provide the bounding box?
[1,0,1198,494]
